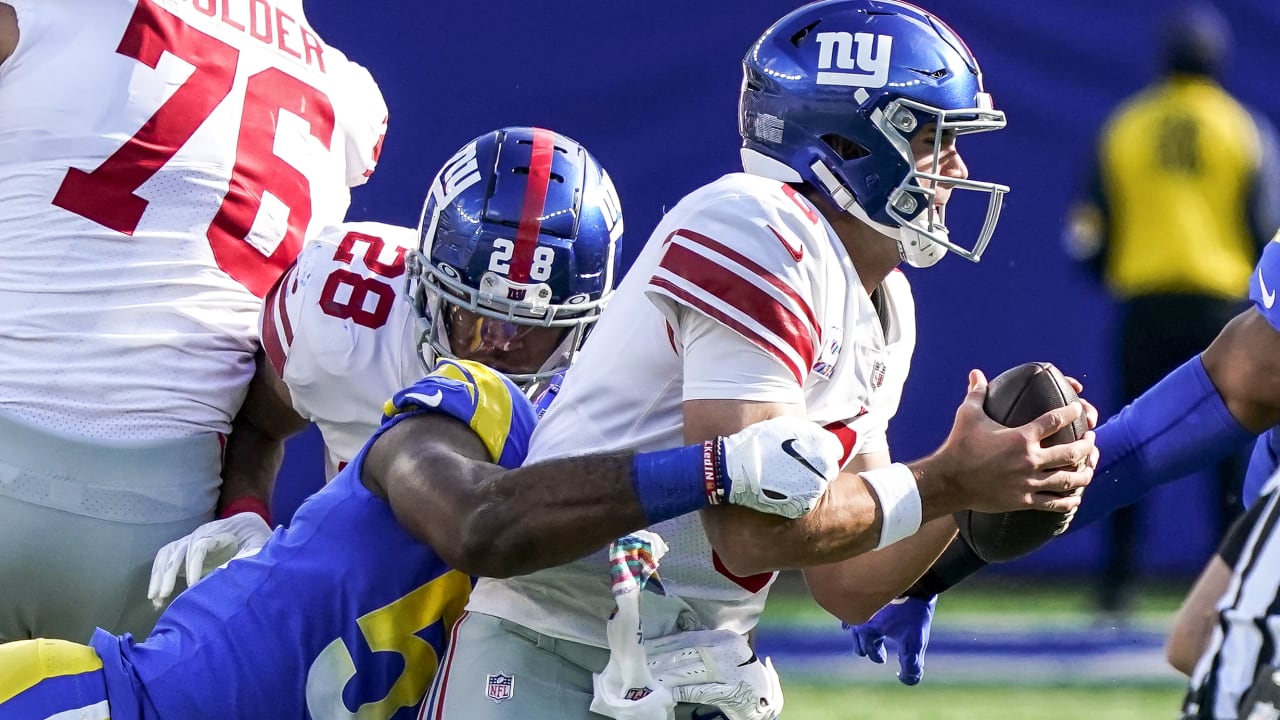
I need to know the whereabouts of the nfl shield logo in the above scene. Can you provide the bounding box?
[624,687,653,701]
[870,360,887,390]
[486,673,514,703]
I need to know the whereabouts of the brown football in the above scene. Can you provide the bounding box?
[954,362,1088,563]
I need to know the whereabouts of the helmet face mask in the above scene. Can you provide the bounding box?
[739,0,1009,267]
[406,127,623,388]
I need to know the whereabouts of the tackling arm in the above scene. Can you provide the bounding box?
[364,407,839,580]
[365,412,647,579]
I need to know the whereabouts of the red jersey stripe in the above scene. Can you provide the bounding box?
[260,266,296,377]
[423,611,472,719]
[658,243,816,371]
[649,276,806,385]
[508,128,555,282]
[669,228,820,336]
[711,550,775,593]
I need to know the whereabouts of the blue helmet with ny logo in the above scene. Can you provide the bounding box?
[407,127,624,386]
[739,0,1008,267]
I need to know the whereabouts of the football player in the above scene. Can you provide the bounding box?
[147,125,626,602]
[0,358,840,720]
[0,0,387,641]
[846,233,1280,688]
[426,3,1098,719]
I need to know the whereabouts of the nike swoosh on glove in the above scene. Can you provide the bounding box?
[720,416,841,519]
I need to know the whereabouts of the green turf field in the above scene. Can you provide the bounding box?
[779,681,1183,719]
[760,575,1192,719]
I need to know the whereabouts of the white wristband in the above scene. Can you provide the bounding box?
[859,463,922,550]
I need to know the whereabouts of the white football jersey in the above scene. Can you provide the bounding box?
[0,0,387,440]
[261,222,423,470]
[468,172,916,645]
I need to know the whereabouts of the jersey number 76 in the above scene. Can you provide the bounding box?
[52,0,335,298]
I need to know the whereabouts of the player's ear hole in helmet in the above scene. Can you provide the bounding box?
[406,126,624,389]
[737,0,1009,268]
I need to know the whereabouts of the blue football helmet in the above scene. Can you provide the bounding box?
[739,0,1008,267]
[407,126,624,387]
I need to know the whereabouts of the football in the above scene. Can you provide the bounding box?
[954,362,1088,563]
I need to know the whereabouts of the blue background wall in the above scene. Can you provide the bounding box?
[279,1,1280,578]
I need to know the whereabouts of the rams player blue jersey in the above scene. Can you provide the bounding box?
[1243,239,1280,506]
[0,359,536,720]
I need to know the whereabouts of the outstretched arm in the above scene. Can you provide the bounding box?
[365,413,646,578]
[905,310,1279,602]
[841,311,1280,685]
[364,411,841,580]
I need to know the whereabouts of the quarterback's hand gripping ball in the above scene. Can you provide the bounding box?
[147,511,273,607]
[955,362,1090,562]
[720,416,841,519]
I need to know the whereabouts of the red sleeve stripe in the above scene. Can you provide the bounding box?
[649,275,806,384]
[656,242,816,369]
[260,266,296,377]
[508,127,555,283]
[669,228,820,334]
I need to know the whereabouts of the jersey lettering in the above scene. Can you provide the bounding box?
[52,0,337,298]
[190,0,328,71]
[317,231,408,330]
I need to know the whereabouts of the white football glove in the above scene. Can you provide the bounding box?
[721,416,841,519]
[646,629,784,720]
[147,511,272,608]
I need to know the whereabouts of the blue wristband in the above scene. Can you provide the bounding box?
[630,440,730,525]
[1072,355,1256,529]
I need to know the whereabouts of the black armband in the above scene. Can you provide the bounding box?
[902,535,989,600]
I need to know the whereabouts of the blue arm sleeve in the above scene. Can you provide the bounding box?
[1071,355,1257,530]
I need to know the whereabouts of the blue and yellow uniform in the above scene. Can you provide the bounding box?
[1242,237,1280,505]
[0,359,536,720]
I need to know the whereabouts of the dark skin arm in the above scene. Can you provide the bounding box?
[1201,307,1280,433]
[217,349,310,515]
[362,412,651,579]
[0,3,15,65]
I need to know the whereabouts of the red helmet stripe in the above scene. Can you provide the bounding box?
[508,127,555,282]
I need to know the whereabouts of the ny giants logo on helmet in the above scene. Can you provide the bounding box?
[430,141,482,210]
[814,32,892,88]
